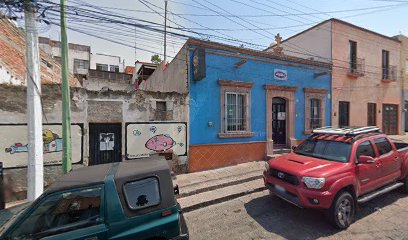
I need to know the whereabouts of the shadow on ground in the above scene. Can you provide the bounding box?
[244,190,405,240]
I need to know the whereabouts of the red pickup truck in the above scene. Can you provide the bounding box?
[263,126,408,229]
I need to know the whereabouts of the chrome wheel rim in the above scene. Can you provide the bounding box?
[337,198,352,226]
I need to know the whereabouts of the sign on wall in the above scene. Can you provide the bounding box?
[193,48,206,81]
[274,69,288,81]
[126,122,187,159]
[0,124,83,168]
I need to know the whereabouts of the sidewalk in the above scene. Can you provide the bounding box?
[175,161,266,212]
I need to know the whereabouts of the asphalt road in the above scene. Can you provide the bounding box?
[185,189,408,240]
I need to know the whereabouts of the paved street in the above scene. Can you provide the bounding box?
[185,189,408,240]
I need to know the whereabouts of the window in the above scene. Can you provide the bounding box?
[304,88,327,134]
[339,101,350,127]
[156,101,166,112]
[10,187,101,239]
[218,80,253,138]
[356,141,375,159]
[74,59,89,70]
[124,177,160,210]
[349,40,357,72]
[382,50,390,79]
[226,92,248,132]
[310,98,321,130]
[367,103,376,126]
[96,64,109,71]
[374,137,393,156]
[295,140,352,163]
[405,59,408,74]
[110,65,120,72]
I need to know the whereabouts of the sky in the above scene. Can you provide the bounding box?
[30,0,408,66]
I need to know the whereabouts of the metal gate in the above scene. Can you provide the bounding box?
[339,101,350,127]
[89,123,122,165]
[382,104,398,135]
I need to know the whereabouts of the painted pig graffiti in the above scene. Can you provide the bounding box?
[5,129,62,154]
[126,123,187,159]
[145,134,184,152]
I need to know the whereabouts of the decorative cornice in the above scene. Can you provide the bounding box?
[264,84,297,92]
[218,80,254,88]
[303,88,328,94]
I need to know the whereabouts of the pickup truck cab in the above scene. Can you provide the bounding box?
[0,157,189,239]
[263,126,408,229]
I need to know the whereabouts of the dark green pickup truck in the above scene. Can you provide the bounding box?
[0,157,189,240]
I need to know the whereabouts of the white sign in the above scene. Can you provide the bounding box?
[99,133,114,151]
[0,124,83,168]
[277,112,286,120]
[126,122,187,159]
[274,69,287,81]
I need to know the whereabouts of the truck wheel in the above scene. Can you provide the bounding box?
[328,191,355,229]
[402,176,408,193]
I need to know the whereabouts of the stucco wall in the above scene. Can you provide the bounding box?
[189,48,331,145]
[331,21,402,132]
[0,84,188,201]
[90,53,124,72]
[140,46,189,93]
[272,21,332,63]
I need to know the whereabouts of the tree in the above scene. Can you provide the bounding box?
[151,54,162,64]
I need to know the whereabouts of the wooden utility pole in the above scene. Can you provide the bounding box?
[60,0,72,173]
[24,0,44,200]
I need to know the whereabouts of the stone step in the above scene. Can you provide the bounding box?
[178,178,266,212]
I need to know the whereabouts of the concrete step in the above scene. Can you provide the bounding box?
[273,148,291,154]
[178,178,266,212]
[175,161,265,198]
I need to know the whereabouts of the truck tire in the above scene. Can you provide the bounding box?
[403,176,408,193]
[327,191,355,229]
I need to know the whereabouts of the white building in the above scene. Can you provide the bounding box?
[90,53,125,73]
[39,37,90,77]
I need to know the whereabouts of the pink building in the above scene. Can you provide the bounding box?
[268,19,402,134]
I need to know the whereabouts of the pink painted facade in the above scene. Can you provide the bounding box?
[275,19,402,134]
[331,20,401,134]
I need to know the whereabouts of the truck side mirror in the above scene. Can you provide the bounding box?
[291,145,297,151]
[174,184,179,195]
[358,155,375,164]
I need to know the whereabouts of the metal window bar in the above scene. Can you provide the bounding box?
[349,57,365,75]
[225,92,248,132]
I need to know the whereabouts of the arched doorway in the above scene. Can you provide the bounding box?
[272,97,287,145]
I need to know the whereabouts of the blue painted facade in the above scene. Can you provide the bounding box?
[189,44,331,146]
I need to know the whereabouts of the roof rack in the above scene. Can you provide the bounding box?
[312,126,380,136]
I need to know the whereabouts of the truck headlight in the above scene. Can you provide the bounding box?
[264,162,270,172]
[302,177,325,189]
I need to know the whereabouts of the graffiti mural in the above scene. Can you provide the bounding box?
[0,124,83,168]
[126,122,187,159]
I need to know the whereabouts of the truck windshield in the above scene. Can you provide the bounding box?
[294,139,352,163]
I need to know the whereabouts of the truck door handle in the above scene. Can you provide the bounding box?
[376,162,382,168]
[394,157,400,161]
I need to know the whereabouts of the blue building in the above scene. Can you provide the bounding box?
[142,39,331,172]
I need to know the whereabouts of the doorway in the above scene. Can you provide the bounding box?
[339,101,350,127]
[382,104,398,135]
[89,123,122,165]
[272,97,287,145]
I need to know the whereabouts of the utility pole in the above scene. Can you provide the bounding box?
[163,0,168,64]
[60,0,72,174]
[24,0,43,201]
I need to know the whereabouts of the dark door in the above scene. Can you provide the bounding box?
[382,104,398,135]
[405,101,408,132]
[339,101,350,127]
[367,103,377,126]
[89,123,122,165]
[272,97,286,145]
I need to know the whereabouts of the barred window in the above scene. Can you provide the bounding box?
[310,98,321,130]
[225,92,248,132]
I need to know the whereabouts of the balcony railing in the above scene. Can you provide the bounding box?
[382,65,397,81]
[348,57,365,77]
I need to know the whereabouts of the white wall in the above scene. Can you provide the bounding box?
[90,53,125,72]
[268,21,332,63]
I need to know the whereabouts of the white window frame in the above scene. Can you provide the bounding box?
[224,91,249,133]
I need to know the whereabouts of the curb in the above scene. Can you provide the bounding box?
[178,175,263,198]
[181,186,267,213]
